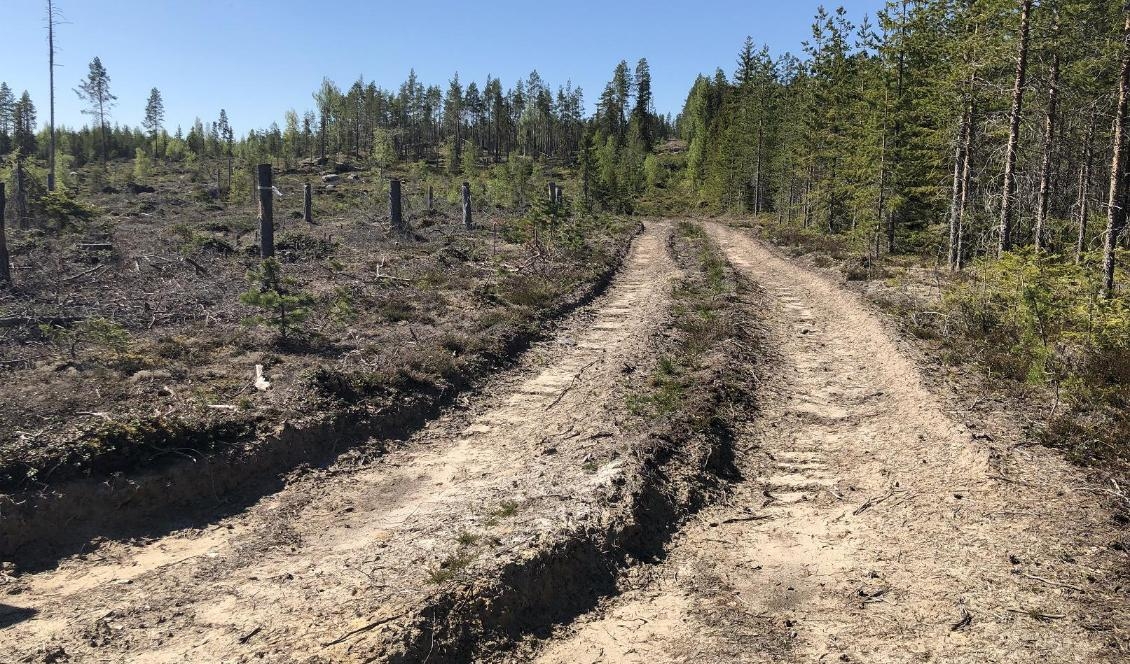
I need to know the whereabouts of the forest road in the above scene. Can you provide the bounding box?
[0,221,680,663]
[531,221,1119,664]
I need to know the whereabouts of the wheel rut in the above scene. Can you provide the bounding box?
[0,221,680,663]
[529,222,1119,664]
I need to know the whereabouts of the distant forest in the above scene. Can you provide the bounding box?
[4,0,1130,292]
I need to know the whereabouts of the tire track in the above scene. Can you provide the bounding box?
[530,222,1117,664]
[0,221,679,663]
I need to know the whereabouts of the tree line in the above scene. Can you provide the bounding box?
[677,0,1129,295]
[1,58,672,195]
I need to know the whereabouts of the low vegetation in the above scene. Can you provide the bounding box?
[0,158,635,492]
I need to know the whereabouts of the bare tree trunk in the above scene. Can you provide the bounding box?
[1075,107,1097,264]
[98,100,108,167]
[998,0,1032,256]
[462,182,472,230]
[956,104,975,271]
[303,181,313,224]
[754,118,764,214]
[948,106,970,269]
[47,0,56,192]
[1034,11,1061,252]
[0,183,10,284]
[389,178,404,231]
[1103,13,1130,298]
[258,164,274,259]
[426,185,433,213]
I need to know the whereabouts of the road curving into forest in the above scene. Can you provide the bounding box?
[531,221,1122,664]
[1,219,1123,663]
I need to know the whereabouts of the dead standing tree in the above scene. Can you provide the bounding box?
[258,164,275,259]
[389,178,404,231]
[303,181,314,224]
[462,181,472,230]
[1103,11,1130,299]
[997,0,1032,256]
[0,183,10,284]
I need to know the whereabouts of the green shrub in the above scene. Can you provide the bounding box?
[240,258,314,341]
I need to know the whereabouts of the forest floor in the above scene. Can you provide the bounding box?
[0,219,1125,663]
[0,160,633,559]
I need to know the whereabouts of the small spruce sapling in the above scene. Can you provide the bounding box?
[240,257,313,341]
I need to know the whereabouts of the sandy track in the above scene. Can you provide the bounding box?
[531,222,1122,663]
[0,221,678,663]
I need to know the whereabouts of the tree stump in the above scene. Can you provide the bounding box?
[258,164,275,259]
[427,185,434,213]
[548,181,556,204]
[390,178,404,231]
[303,181,313,224]
[0,183,9,284]
[461,182,472,230]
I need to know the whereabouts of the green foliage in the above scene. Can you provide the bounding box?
[39,317,130,362]
[371,127,397,173]
[486,156,534,208]
[944,249,1129,386]
[39,189,99,228]
[132,147,152,182]
[443,138,460,174]
[461,139,480,177]
[940,248,1130,464]
[328,287,357,326]
[239,258,314,341]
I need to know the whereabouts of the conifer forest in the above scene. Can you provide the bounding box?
[0,1,1127,662]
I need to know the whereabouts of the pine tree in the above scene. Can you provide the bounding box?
[142,88,165,158]
[632,58,654,151]
[0,83,14,155]
[75,57,116,165]
[12,92,37,156]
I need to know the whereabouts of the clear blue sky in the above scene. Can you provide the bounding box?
[5,0,887,135]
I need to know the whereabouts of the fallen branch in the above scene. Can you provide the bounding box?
[720,515,773,525]
[321,614,402,647]
[183,256,209,276]
[62,265,107,282]
[853,489,901,516]
[1018,571,1085,594]
[1006,607,1066,621]
[77,411,112,421]
[546,358,602,411]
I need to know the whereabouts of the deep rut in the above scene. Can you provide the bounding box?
[0,222,679,663]
[531,222,1120,663]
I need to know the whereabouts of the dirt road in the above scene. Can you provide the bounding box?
[532,223,1122,663]
[0,222,680,663]
[2,220,1122,663]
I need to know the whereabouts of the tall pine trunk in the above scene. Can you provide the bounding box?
[1075,106,1097,264]
[47,0,56,191]
[1102,13,1130,298]
[956,103,975,271]
[1034,12,1061,252]
[998,0,1032,256]
[948,105,971,270]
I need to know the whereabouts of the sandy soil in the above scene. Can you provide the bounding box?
[2,219,1124,664]
[0,222,679,663]
[530,222,1125,664]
